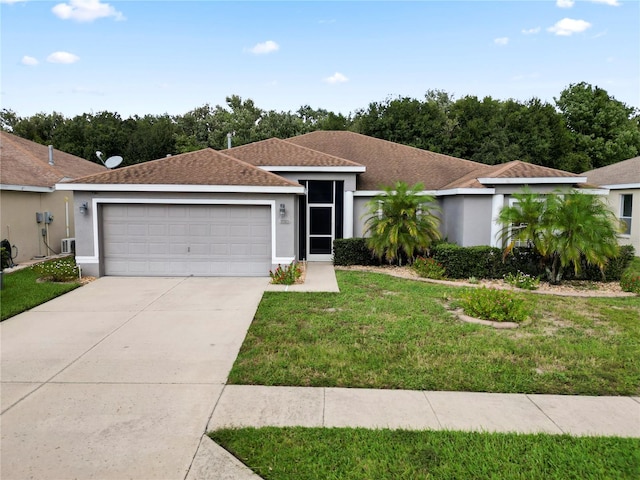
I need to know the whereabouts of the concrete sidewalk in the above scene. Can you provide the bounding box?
[265,262,340,292]
[209,385,640,438]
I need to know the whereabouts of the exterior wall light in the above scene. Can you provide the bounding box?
[79,202,89,215]
[279,203,286,218]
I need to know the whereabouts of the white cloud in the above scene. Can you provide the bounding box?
[324,72,348,84]
[556,0,575,8]
[47,51,80,64]
[590,0,620,6]
[21,55,39,66]
[548,18,592,36]
[521,27,541,35]
[52,0,124,22]
[494,37,509,46]
[248,40,280,55]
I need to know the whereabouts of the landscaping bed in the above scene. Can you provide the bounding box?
[336,265,634,297]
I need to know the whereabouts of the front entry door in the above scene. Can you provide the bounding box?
[306,180,336,261]
[308,205,333,261]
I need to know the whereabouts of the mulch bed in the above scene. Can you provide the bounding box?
[335,265,636,298]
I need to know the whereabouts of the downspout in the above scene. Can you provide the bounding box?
[65,196,70,238]
[490,194,504,247]
[344,191,354,238]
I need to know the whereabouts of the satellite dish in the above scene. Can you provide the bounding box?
[105,155,123,169]
[96,151,103,161]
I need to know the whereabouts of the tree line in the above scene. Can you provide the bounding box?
[2,82,638,173]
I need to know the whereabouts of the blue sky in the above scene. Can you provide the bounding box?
[1,0,638,118]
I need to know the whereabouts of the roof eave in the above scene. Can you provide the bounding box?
[260,166,366,173]
[1,184,55,193]
[55,183,305,194]
[478,177,587,185]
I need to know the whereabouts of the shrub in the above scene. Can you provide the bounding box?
[457,287,530,323]
[32,257,79,282]
[333,238,380,266]
[504,271,540,290]
[620,257,640,294]
[269,262,302,285]
[413,256,446,279]
[431,244,510,279]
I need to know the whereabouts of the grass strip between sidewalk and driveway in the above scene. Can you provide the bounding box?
[228,270,640,396]
[0,267,80,321]
[210,427,640,480]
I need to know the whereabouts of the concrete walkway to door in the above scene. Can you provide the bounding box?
[0,276,268,480]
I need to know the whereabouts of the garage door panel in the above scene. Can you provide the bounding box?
[103,204,271,277]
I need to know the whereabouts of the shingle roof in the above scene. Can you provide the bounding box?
[0,131,106,188]
[288,131,584,190]
[443,161,582,189]
[287,131,489,190]
[584,156,640,186]
[226,137,363,168]
[66,148,301,187]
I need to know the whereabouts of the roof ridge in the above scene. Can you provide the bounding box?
[215,147,302,187]
[280,138,364,167]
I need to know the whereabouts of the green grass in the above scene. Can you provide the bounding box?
[228,270,640,395]
[210,427,640,480]
[0,266,80,321]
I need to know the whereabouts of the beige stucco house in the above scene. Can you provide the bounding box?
[585,156,640,256]
[0,132,106,265]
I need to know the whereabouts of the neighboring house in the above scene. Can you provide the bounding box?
[0,132,106,265]
[58,131,589,277]
[584,156,640,255]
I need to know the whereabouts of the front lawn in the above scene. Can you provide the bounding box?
[211,427,640,480]
[228,270,640,395]
[0,266,80,321]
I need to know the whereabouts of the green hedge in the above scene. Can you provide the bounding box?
[334,239,634,282]
[430,244,513,279]
[333,238,381,266]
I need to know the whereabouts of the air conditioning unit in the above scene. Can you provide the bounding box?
[61,238,76,254]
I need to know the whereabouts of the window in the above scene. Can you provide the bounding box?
[620,194,633,235]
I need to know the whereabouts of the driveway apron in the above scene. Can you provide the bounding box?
[0,276,267,480]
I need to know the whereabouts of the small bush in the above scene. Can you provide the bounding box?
[269,262,302,285]
[333,238,380,266]
[457,287,530,323]
[413,256,446,279]
[431,244,509,279]
[32,257,79,282]
[620,257,640,294]
[504,271,540,290]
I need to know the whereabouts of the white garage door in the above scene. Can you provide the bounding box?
[102,204,271,276]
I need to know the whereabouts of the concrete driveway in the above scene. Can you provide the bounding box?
[1,276,267,480]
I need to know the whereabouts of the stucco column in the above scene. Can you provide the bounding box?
[343,190,354,239]
[490,194,504,247]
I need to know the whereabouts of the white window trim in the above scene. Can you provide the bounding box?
[619,193,633,236]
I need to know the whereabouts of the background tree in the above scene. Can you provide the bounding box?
[364,181,441,265]
[555,82,640,170]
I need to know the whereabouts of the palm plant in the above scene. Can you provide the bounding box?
[364,181,441,265]
[499,189,622,284]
